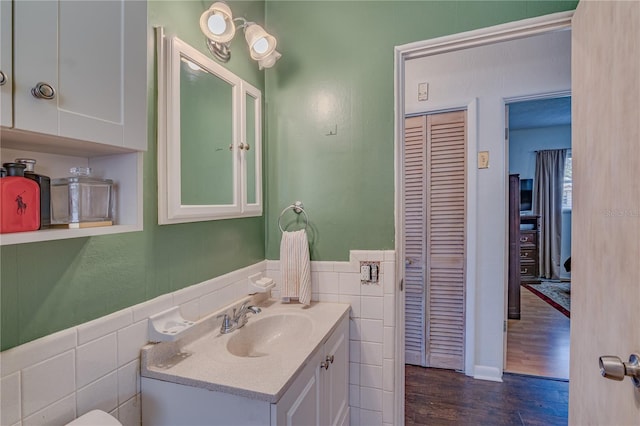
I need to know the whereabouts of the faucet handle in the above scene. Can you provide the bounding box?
[219,314,233,333]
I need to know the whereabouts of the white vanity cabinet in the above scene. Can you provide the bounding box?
[7,0,147,150]
[141,314,350,426]
[272,315,349,426]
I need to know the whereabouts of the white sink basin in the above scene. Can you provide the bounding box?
[226,314,312,358]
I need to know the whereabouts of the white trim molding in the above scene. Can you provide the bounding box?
[393,10,573,426]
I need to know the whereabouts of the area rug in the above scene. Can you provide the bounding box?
[523,280,571,318]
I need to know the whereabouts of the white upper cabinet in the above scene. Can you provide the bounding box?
[10,0,147,151]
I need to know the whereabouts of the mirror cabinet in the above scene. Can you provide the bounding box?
[157,28,262,224]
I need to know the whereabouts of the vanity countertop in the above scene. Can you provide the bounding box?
[140,300,350,403]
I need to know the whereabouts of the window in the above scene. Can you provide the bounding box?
[562,151,572,210]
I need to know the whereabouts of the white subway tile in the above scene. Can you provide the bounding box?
[360,364,383,389]
[349,362,360,385]
[333,261,355,273]
[132,294,173,323]
[349,384,360,408]
[383,295,395,326]
[77,309,132,346]
[117,320,148,366]
[1,372,20,425]
[198,289,221,318]
[171,282,207,307]
[118,394,141,426]
[339,273,361,295]
[359,408,383,426]
[76,371,118,417]
[340,295,361,319]
[361,296,384,320]
[117,360,140,405]
[383,327,395,360]
[1,328,76,377]
[383,251,396,262]
[383,263,395,294]
[76,333,117,388]
[350,407,360,426]
[22,351,75,417]
[360,319,383,343]
[360,387,383,412]
[350,341,361,363]
[383,391,394,423]
[361,282,383,297]
[22,393,75,426]
[361,342,383,366]
[349,319,361,342]
[383,359,394,392]
[311,272,320,294]
[311,292,320,302]
[317,293,340,303]
[179,298,200,322]
[316,271,340,294]
[350,251,384,262]
[266,260,279,271]
[310,261,334,272]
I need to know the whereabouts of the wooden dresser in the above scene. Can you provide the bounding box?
[519,215,541,284]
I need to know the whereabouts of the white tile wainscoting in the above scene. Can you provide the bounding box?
[0,250,396,426]
[267,250,397,426]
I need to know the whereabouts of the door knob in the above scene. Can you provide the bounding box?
[599,353,640,388]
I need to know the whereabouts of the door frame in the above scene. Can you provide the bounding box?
[393,11,574,425]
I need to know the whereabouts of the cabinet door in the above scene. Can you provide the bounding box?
[322,317,349,426]
[0,0,11,128]
[272,350,322,426]
[13,0,147,150]
[240,81,262,216]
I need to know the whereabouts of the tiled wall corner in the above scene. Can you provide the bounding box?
[0,261,267,426]
[266,250,397,426]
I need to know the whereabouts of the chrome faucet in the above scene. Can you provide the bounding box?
[220,302,262,334]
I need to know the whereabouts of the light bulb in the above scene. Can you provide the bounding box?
[252,37,269,54]
[207,13,227,35]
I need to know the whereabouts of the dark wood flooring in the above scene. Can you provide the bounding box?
[405,366,569,425]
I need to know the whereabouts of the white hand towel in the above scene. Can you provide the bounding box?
[280,229,311,305]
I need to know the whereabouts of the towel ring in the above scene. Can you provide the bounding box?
[278,201,309,232]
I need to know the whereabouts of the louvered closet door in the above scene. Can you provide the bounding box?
[404,116,427,366]
[404,111,466,370]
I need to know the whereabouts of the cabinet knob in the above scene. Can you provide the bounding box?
[244,143,250,151]
[238,143,245,150]
[326,355,334,364]
[31,82,56,100]
[0,71,6,86]
[320,361,329,370]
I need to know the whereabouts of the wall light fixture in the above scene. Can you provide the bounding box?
[199,2,281,69]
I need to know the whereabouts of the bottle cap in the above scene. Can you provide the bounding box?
[15,158,37,172]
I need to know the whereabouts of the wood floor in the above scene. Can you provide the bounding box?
[405,366,569,425]
[506,285,570,379]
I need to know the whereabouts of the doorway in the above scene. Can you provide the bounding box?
[393,11,574,424]
[504,96,572,380]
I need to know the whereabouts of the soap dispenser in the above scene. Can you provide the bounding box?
[16,158,51,229]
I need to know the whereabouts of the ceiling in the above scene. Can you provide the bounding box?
[508,96,572,130]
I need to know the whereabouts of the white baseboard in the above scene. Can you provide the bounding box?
[473,365,503,382]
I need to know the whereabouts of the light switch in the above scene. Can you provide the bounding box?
[478,151,490,169]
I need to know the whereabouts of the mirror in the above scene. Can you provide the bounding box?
[156,28,262,224]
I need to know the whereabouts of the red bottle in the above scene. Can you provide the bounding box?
[0,163,40,233]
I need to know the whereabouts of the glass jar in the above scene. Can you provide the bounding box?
[51,168,114,224]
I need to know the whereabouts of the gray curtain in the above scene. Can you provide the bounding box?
[533,149,567,280]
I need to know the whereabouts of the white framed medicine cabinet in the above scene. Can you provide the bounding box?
[156,28,263,225]
[0,0,147,246]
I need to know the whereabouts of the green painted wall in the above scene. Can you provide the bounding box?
[0,0,266,351]
[263,0,578,261]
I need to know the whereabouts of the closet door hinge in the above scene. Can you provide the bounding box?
[505,127,509,140]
